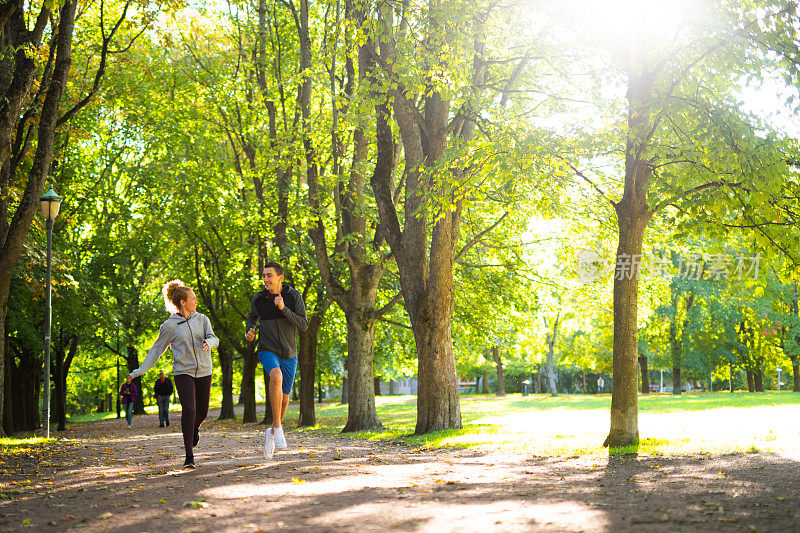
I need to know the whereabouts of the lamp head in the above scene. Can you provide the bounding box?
[39,186,62,221]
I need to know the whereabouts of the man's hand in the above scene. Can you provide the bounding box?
[245,327,256,342]
[274,293,285,310]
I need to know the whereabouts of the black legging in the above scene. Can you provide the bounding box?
[174,374,212,457]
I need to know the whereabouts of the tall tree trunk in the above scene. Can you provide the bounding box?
[340,356,349,405]
[492,345,505,397]
[545,314,560,397]
[754,367,764,392]
[482,368,489,393]
[410,307,461,434]
[0,293,8,435]
[54,349,65,430]
[746,370,754,392]
[791,356,800,392]
[604,211,649,447]
[672,366,682,396]
[0,1,75,436]
[53,333,77,432]
[602,17,659,446]
[217,343,234,420]
[302,0,390,433]
[342,316,381,432]
[370,2,469,436]
[298,303,327,427]
[297,329,316,426]
[6,345,39,433]
[241,351,257,423]
[729,361,734,392]
[638,354,649,394]
[125,346,146,414]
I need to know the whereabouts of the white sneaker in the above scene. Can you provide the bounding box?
[264,428,275,459]
[273,426,287,449]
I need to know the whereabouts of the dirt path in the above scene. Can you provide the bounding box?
[1,409,799,532]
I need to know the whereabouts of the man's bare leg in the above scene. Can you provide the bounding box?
[280,394,290,422]
[269,367,283,428]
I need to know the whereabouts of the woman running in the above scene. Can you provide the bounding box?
[128,279,218,468]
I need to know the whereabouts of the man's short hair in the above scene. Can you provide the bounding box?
[264,261,284,277]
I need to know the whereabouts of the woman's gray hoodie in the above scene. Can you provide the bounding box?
[130,312,219,379]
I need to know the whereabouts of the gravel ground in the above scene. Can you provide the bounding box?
[1,409,799,532]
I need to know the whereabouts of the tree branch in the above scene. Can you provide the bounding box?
[454,211,508,264]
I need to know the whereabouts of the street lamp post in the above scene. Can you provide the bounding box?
[39,186,62,439]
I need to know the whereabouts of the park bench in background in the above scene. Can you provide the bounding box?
[458,377,476,393]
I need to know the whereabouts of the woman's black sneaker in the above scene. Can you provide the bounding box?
[193,429,199,447]
[183,456,196,469]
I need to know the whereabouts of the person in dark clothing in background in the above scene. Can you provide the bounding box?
[119,374,138,429]
[154,369,174,427]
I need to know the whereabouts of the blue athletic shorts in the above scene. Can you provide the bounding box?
[258,351,297,395]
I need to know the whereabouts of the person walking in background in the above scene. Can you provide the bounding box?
[119,374,138,429]
[245,261,308,459]
[154,370,174,428]
[129,279,218,469]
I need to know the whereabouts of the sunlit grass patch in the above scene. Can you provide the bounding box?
[0,436,50,455]
[301,392,800,458]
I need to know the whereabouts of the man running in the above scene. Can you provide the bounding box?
[245,261,308,459]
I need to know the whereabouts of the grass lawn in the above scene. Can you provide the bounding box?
[10,391,800,459]
[296,391,800,458]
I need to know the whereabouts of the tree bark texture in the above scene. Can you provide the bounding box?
[492,346,505,397]
[4,341,39,433]
[369,2,489,434]
[302,0,392,434]
[0,288,8,436]
[53,334,78,431]
[217,343,235,419]
[603,34,657,447]
[412,315,461,434]
[672,366,681,395]
[342,315,382,432]
[545,314,560,397]
[125,346,146,415]
[791,357,800,392]
[0,1,75,435]
[298,301,328,427]
[340,374,349,404]
[241,351,257,423]
[638,354,649,394]
[746,370,754,392]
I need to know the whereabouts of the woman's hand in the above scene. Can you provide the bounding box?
[202,340,211,351]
